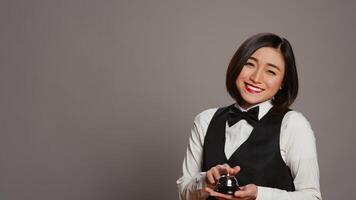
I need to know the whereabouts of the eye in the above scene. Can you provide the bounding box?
[244,62,255,67]
[267,70,277,75]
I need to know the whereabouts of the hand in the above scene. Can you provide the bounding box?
[205,164,240,188]
[204,184,258,200]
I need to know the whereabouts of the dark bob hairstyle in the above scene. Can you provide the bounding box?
[226,33,298,113]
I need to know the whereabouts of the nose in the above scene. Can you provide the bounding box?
[249,68,263,83]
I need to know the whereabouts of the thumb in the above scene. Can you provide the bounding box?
[238,185,247,190]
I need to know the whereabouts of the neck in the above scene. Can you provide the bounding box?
[238,100,257,110]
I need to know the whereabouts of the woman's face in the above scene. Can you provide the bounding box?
[236,47,285,109]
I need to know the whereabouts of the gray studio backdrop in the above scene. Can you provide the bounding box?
[1,0,355,199]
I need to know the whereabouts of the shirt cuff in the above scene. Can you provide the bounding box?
[196,172,207,190]
[256,186,273,200]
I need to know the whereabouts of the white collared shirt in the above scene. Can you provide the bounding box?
[176,101,321,200]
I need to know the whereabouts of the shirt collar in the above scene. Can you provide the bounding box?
[234,100,273,120]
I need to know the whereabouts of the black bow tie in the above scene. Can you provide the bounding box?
[227,106,259,127]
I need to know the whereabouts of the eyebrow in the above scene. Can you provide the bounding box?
[248,56,281,71]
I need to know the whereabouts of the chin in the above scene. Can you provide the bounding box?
[245,100,262,106]
[241,95,268,106]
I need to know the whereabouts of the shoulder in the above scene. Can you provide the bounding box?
[193,107,219,127]
[281,110,316,146]
[282,110,313,131]
[189,108,219,141]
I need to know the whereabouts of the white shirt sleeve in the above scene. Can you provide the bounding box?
[256,111,322,200]
[176,108,217,200]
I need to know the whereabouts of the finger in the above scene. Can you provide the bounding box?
[222,163,231,168]
[204,187,220,196]
[212,167,222,181]
[234,184,256,199]
[234,189,249,198]
[204,187,234,200]
[206,171,216,185]
[217,164,230,175]
[216,197,234,200]
[238,185,246,191]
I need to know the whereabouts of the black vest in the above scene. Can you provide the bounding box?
[202,104,295,199]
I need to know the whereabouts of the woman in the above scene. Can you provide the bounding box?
[176,33,321,200]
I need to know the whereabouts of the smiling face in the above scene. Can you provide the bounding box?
[236,47,285,109]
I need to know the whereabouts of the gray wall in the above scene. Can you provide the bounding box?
[1,0,355,199]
